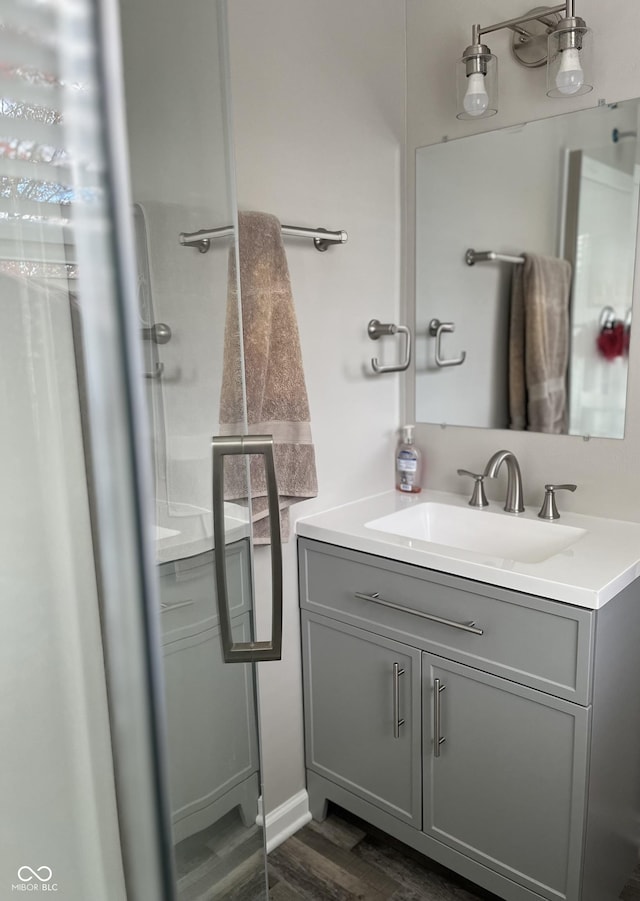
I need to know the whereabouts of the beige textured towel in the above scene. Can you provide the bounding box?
[509,253,572,434]
[219,211,318,543]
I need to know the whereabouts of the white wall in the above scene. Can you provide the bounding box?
[227,0,406,814]
[406,0,640,520]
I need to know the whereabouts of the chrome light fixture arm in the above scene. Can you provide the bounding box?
[475,4,568,42]
[457,1,591,120]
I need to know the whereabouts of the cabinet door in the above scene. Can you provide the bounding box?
[158,539,252,645]
[302,612,421,827]
[423,653,589,901]
[163,614,259,841]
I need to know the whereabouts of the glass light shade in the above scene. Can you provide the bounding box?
[456,53,498,120]
[547,25,593,98]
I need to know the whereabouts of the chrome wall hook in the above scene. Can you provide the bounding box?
[429,319,466,367]
[144,362,164,380]
[367,319,412,374]
[141,322,172,344]
[599,305,616,329]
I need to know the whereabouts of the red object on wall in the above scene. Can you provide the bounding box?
[596,322,625,360]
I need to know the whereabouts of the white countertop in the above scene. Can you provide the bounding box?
[296,490,640,609]
[155,500,250,564]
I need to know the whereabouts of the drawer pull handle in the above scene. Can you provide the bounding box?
[160,599,195,613]
[393,662,405,739]
[354,592,484,635]
[434,678,446,757]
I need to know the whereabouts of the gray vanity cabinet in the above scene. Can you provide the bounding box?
[159,539,260,843]
[423,654,589,901]
[302,613,422,827]
[298,537,640,901]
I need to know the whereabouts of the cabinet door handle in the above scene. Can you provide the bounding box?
[354,592,483,635]
[434,678,446,758]
[160,599,195,613]
[212,435,283,663]
[393,662,406,739]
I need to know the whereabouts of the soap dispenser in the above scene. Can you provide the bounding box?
[395,425,422,494]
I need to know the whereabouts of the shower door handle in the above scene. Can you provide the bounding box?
[212,435,283,663]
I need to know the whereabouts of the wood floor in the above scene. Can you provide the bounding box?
[268,807,640,901]
[174,810,266,901]
[268,810,498,900]
[174,804,640,900]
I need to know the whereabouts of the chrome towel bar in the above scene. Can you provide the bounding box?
[180,224,348,253]
[465,248,525,266]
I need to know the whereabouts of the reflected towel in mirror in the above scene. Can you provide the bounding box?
[509,253,572,433]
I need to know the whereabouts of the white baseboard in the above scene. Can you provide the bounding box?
[256,789,312,853]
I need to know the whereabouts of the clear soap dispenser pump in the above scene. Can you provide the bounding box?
[395,425,422,494]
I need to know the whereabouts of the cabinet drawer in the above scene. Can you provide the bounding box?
[159,539,251,644]
[299,539,594,704]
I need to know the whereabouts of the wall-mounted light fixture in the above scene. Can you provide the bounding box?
[456,1,592,120]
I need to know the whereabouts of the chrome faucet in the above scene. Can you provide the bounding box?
[483,450,525,514]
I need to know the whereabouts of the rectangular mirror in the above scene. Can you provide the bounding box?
[415,99,640,439]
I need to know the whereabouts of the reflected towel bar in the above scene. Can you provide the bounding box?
[465,248,525,266]
[180,224,348,254]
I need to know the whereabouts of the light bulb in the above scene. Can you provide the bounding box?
[463,72,489,116]
[555,47,584,95]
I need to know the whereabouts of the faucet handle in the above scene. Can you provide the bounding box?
[537,484,577,521]
[457,469,489,508]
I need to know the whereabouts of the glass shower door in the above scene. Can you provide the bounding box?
[0,0,175,898]
[2,0,275,896]
[119,1,275,898]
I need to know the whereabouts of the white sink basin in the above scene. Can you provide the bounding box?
[154,500,250,564]
[365,502,587,564]
[154,525,181,541]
